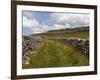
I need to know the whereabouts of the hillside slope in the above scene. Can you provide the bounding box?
[32,27,89,39]
[22,27,89,68]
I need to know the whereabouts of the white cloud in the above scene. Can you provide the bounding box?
[23,15,80,34]
[53,24,67,30]
[32,27,45,34]
[23,16,51,34]
[50,13,90,28]
[23,12,90,34]
[23,11,34,19]
[23,16,40,28]
[42,24,69,32]
[23,16,69,34]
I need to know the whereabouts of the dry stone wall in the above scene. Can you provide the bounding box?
[22,36,43,64]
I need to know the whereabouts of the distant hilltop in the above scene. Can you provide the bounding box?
[71,26,89,31]
[30,26,89,37]
[48,26,89,32]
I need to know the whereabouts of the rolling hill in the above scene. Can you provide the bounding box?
[22,27,89,69]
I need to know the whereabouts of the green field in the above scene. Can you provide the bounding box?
[35,28,89,39]
[23,28,89,69]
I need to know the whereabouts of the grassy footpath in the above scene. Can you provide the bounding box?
[23,39,89,69]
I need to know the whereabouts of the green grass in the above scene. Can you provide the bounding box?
[23,39,89,69]
[64,31,89,39]
[23,28,89,69]
[38,31,89,39]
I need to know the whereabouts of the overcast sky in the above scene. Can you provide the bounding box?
[22,11,90,35]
